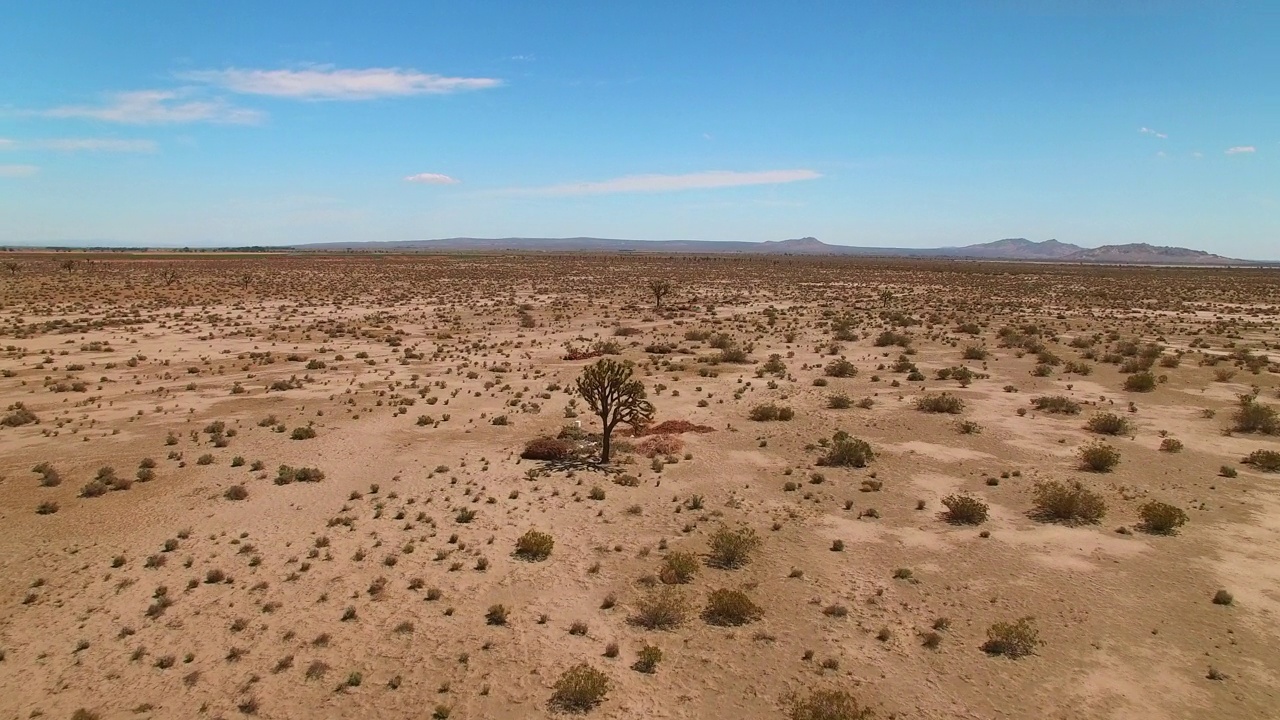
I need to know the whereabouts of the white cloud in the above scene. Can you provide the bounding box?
[43,90,262,125]
[1225,146,1256,155]
[36,138,157,152]
[516,169,822,196]
[404,172,460,185]
[180,66,502,100]
[0,138,14,150]
[1140,127,1168,139]
[0,164,39,177]
[1191,151,1204,159]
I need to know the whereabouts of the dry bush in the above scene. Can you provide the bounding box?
[749,403,794,421]
[1078,441,1120,472]
[521,435,573,460]
[982,617,1041,658]
[514,529,554,561]
[223,484,249,501]
[633,644,663,674]
[1231,397,1278,434]
[941,494,988,525]
[788,689,875,720]
[1031,395,1081,414]
[630,586,691,630]
[1139,501,1188,534]
[658,552,699,584]
[1123,372,1156,392]
[550,663,610,712]
[827,394,852,409]
[2,403,37,427]
[275,465,324,484]
[636,434,682,458]
[703,588,763,626]
[824,359,858,378]
[1085,412,1132,435]
[1031,480,1106,524]
[915,393,965,414]
[1242,449,1280,471]
[818,431,874,467]
[707,525,761,568]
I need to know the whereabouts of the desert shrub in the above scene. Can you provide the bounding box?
[1231,397,1278,434]
[33,462,61,486]
[514,529,554,560]
[1212,590,1233,605]
[224,485,249,501]
[1085,412,1132,435]
[873,330,911,347]
[550,663,610,712]
[659,552,699,584]
[1031,396,1080,414]
[788,689,875,720]
[290,426,317,440]
[636,434,682,458]
[275,465,325,484]
[915,393,965,414]
[749,403,794,421]
[824,359,858,378]
[1159,438,1183,453]
[982,617,1041,658]
[707,525,761,568]
[703,588,763,626]
[1031,481,1106,524]
[941,494,988,525]
[827,394,852,409]
[36,500,59,515]
[80,480,108,498]
[1242,449,1280,471]
[1139,501,1188,534]
[631,586,691,629]
[956,420,982,434]
[1,402,37,427]
[633,644,663,674]
[521,436,573,461]
[1123,372,1156,392]
[485,604,508,626]
[1078,441,1120,472]
[818,431,874,467]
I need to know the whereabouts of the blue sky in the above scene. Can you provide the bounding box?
[1,1,1276,258]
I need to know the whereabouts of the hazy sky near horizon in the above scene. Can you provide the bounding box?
[1,1,1277,258]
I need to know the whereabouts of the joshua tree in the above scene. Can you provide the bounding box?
[575,359,654,463]
[648,279,673,309]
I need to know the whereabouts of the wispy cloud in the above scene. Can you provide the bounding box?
[0,138,14,150]
[1225,146,1256,155]
[43,90,262,125]
[1139,127,1168,139]
[34,138,157,152]
[404,172,460,185]
[180,66,502,100]
[0,164,39,177]
[514,169,822,196]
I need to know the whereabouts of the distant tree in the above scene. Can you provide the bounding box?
[2,261,18,275]
[575,359,654,463]
[58,258,77,273]
[157,265,180,286]
[648,279,673,308]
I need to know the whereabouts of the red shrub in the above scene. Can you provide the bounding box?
[521,436,573,461]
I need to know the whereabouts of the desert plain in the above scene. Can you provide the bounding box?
[0,252,1277,720]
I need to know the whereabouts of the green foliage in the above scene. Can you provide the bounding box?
[915,393,965,414]
[1243,449,1280,471]
[824,358,858,378]
[703,588,763,626]
[1085,412,1132,435]
[515,529,554,561]
[1139,501,1188,534]
[789,689,875,720]
[633,644,663,674]
[941,494,988,525]
[575,359,655,462]
[1231,396,1278,434]
[631,586,690,630]
[1031,396,1081,414]
[707,525,761,569]
[550,663,610,712]
[1078,441,1120,472]
[818,431,874,467]
[659,551,699,584]
[1123,372,1156,392]
[982,617,1042,658]
[749,403,794,421]
[1031,480,1106,524]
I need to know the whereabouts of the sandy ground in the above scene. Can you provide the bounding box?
[0,253,1277,720]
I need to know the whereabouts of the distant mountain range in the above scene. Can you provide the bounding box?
[294,236,1259,265]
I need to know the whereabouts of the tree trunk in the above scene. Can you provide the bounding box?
[600,427,612,464]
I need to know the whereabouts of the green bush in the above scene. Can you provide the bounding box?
[707,525,761,569]
[1078,441,1120,472]
[703,588,763,626]
[818,431,874,467]
[915,393,965,414]
[788,689,875,720]
[824,359,858,378]
[1231,396,1278,434]
[1031,480,1106,524]
[1123,372,1156,392]
[659,551,699,584]
[982,617,1041,658]
[1139,501,1188,534]
[748,403,794,421]
[515,529,554,560]
[1085,412,1132,435]
[550,663,610,712]
[630,586,690,630]
[1242,449,1280,471]
[827,394,852,409]
[1031,396,1081,414]
[633,644,663,674]
[941,494,988,525]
